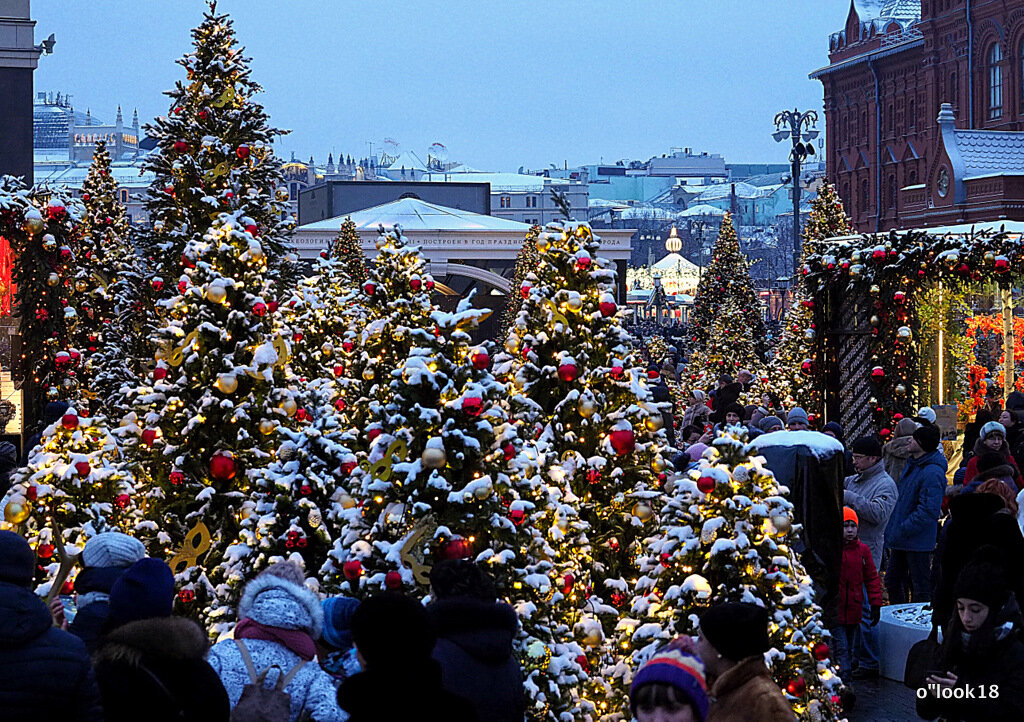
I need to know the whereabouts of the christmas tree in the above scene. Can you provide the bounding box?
[75,140,144,410]
[687,212,766,380]
[1,177,82,420]
[771,183,851,411]
[688,297,763,381]
[499,222,671,719]
[140,0,293,291]
[3,405,140,597]
[635,427,843,721]
[332,217,366,286]
[501,224,541,337]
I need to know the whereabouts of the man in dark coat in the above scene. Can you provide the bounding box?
[22,400,68,464]
[92,558,229,722]
[427,561,525,722]
[0,530,104,719]
[710,375,742,423]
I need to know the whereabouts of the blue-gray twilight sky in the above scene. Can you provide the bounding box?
[31,0,863,172]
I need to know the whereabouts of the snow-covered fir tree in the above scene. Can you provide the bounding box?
[499,222,671,720]
[501,224,540,337]
[332,217,366,286]
[635,426,843,721]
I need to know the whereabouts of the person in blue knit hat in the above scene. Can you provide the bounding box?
[318,596,362,683]
[630,639,710,722]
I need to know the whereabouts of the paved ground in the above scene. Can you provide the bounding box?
[846,675,919,721]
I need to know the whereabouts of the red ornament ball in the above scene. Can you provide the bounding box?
[576,654,591,673]
[245,224,259,236]
[800,360,814,376]
[251,302,267,317]
[870,366,885,380]
[293,332,304,343]
[74,461,91,477]
[340,461,357,475]
[172,140,189,153]
[333,364,344,378]
[470,350,490,370]
[367,428,382,443]
[363,281,376,295]
[561,573,575,594]
[609,428,636,455]
[557,363,579,382]
[115,494,130,509]
[439,537,473,560]
[61,579,75,595]
[209,451,237,481]
[586,468,602,484]
[786,677,807,696]
[995,256,1011,273]
[25,486,38,501]
[610,365,624,379]
[295,408,309,421]
[37,543,55,560]
[871,249,886,261]
[384,571,403,590]
[502,443,515,461]
[410,278,422,291]
[61,413,79,430]
[697,474,715,494]
[342,341,355,353]
[425,279,435,291]
[508,508,525,525]
[236,144,250,159]
[178,589,195,603]
[342,560,363,581]
[894,291,906,304]
[299,484,312,496]
[812,642,830,661]
[140,428,158,446]
[520,283,531,299]
[169,471,185,485]
[599,301,617,317]
[462,397,483,416]
[576,256,592,270]
[153,366,168,381]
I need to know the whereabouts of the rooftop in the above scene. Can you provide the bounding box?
[951,128,1024,180]
[298,196,533,233]
[417,171,574,193]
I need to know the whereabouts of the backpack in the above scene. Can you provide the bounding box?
[230,638,307,722]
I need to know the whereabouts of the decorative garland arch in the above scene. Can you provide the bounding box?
[800,226,1024,438]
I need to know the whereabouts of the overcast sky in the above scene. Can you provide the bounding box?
[31,0,855,171]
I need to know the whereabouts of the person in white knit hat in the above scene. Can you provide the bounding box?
[68,532,146,652]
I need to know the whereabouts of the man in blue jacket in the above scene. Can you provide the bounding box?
[883,424,947,603]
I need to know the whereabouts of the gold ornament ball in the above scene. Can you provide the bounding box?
[771,514,792,534]
[47,272,60,287]
[651,456,669,473]
[473,480,494,500]
[578,397,598,418]
[23,216,45,235]
[321,342,334,357]
[632,502,655,522]
[581,629,603,647]
[4,495,30,524]
[215,374,238,394]
[536,235,552,253]
[566,293,583,312]
[338,492,356,509]
[362,367,375,381]
[75,279,88,293]
[280,397,298,416]
[275,187,290,202]
[896,383,908,395]
[259,419,276,435]
[645,413,664,432]
[206,285,228,304]
[985,251,996,264]
[421,446,447,469]
[505,336,519,354]
[42,236,57,252]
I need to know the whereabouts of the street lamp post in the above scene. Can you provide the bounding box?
[652,272,664,326]
[772,108,818,275]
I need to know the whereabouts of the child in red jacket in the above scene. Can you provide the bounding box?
[832,507,884,683]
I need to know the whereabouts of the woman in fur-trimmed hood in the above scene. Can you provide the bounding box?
[207,561,347,722]
[92,558,230,722]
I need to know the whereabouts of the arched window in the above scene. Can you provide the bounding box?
[909,169,918,186]
[887,175,897,210]
[989,43,1003,119]
[861,178,870,215]
[861,109,867,140]
[909,99,916,129]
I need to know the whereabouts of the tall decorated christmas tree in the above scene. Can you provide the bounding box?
[75,140,144,409]
[771,182,851,410]
[686,212,766,384]
[122,3,304,633]
[501,224,541,337]
[140,1,292,291]
[333,217,366,286]
[499,222,672,720]
[635,427,843,721]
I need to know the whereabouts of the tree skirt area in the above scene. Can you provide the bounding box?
[879,603,932,681]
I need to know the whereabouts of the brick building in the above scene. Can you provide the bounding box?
[811,0,1024,232]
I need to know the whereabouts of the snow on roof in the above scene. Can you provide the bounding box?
[417,171,567,192]
[951,128,1024,180]
[748,430,845,459]
[652,253,701,273]
[588,198,632,209]
[447,164,486,173]
[692,182,764,201]
[678,203,727,217]
[35,163,154,188]
[384,150,429,171]
[618,206,677,220]
[298,196,533,233]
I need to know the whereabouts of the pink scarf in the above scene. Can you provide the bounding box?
[234,617,317,660]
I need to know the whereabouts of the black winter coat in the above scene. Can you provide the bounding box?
[68,565,125,653]
[0,580,104,720]
[93,615,230,722]
[429,598,525,722]
[338,662,478,722]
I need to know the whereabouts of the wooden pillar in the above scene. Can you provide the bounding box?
[1002,284,1015,399]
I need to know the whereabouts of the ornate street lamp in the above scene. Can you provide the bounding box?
[773,108,818,276]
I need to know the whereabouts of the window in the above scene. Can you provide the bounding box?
[909,99,915,129]
[525,195,537,208]
[120,188,128,203]
[500,195,511,208]
[861,179,870,215]
[1020,39,1024,111]
[950,71,958,105]
[989,43,1003,119]
[888,104,894,135]
[909,169,918,186]
[887,174,897,209]
[861,109,868,140]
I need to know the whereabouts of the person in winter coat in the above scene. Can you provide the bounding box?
[68,531,146,653]
[785,407,810,431]
[682,390,710,432]
[917,553,1024,721]
[823,421,854,476]
[208,561,346,722]
[843,436,898,569]
[0,441,18,496]
[830,508,882,678]
[964,421,1023,490]
[630,639,710,722]
[710,376,742,424]
[427,560,524,722]
[883,417,919,487]
[337,592,477,722]
[692,602,795,722]
[0,531,104,720]
[651,383,677,449]
[317,596,361,684]
[22,400,68,464]
[93,557,229,722]
[661,358,678,384]
[884,424,947,603]
[961,408,993,466]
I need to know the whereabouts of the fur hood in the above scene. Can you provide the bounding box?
[237,573,323,638]
[884,434,916,459]
[93,616,208,668]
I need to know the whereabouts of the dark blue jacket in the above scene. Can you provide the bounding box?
[885,449,947,552]
[0,581,104,720]
[68,564,126,653]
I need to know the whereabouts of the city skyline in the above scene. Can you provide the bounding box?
[32,0,843,170]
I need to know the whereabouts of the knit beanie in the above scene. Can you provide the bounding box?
[851,436,883,457]
[260,560,306,587]
[723,403,744,419]
[687,443,708,462]
[321,596,361,650]
[953,553,1009,610]
[699,602,770,662]
[718,374,733,385]
[107,558,175,628]
[912,424,941,452]
[82,532,146,569]
[843,506,859,525]
[823,421,844,441]
[351,593,436,668]
[786,407,809,427]
[759,415,784,432]
[0,530,35,587]
[630,645,710,722]
[895,418,919,438]
[980,421,1007,440]
[691,389,706,403]
[917,406,937,424]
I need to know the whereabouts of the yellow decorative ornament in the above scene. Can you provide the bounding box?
[362,367,375,381]
[421,444,447,469]
[215,374,238,394]
[74,279,89,293]
[259,419,276,435]
[205,284,228,304]
[536,234,552,253]
[167,330,199,368]
[202,161,230,182]
[473,479,494,500]
[47,273,60,287]
[581,628,603,648]
[542,299,569,327]
[359,439,409,482]
[167,521,212,575]
[644,412,664,432]
[504,334,519,354]
[275,187,290,202]
[210,84,236,107]
[632,502,655,522]
[4,495,30,524]
[338,493,356,509]
[23,216,45,235]
[651,456,669,473]
[578,396,598,418]
[565,292,583,312]
[771,514,793,535]
[321,342,334,357]
[279,397,298,417]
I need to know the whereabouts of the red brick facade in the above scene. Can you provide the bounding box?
[812,1,1024,232]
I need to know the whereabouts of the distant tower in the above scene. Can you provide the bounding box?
[131,108,139,157]
[114,105,123,160]
[326,152,335,175]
